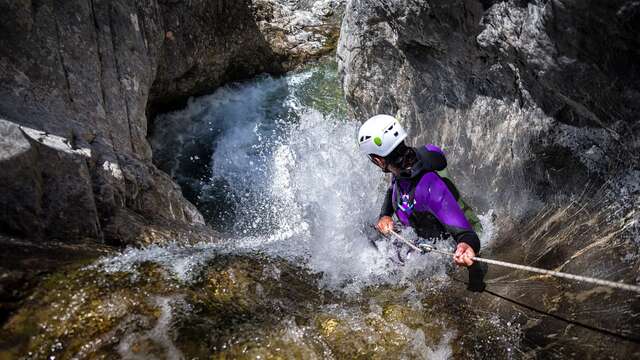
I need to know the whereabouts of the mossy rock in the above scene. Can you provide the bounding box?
[0,262,175,359]
[314,311,416,359]
[212,335,320,360]
[169,256,328,358]
[381,303,445,344]
[0,252,519,359]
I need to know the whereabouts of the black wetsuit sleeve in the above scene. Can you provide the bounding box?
[379,187,394,218]
[448,228,481,254]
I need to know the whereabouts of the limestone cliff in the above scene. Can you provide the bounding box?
[148,0,283,116]
[0,0,210,246]
[149,0,345,115]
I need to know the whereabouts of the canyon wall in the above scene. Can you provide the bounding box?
[338,0,639,217]
[338,0,640,356]
[0,0,343,246]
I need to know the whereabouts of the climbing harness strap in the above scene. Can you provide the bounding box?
[388,229,640,293]
[393,178,417,213]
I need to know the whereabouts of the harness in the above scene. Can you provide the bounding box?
[392,175,447,240]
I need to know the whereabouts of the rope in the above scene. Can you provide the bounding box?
[450,277,640,344]
[388,229,640,294]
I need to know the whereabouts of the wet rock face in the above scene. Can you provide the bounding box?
[253,0,345,69]
[0,0,212,245]
[0,254,519,359]
[338,0,640,356]
[148,0,346,116]
[338,0,640,214]
[148,0,284,116]
[0,235,113,326]
[0,0,346,246]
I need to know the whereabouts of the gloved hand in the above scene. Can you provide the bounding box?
[467,262,487,292]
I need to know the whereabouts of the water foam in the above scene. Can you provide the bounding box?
[117,296,185,359]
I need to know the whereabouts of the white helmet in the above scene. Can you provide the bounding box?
[358,115,407,157]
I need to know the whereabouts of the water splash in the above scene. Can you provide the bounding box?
[107,111,457,291]
[6,62,523,359]
[143,61,473,291]
[117,297,185,360]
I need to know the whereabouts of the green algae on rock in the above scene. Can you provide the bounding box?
[1,251,521,359]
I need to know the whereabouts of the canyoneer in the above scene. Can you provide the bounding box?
[358,114,486,291]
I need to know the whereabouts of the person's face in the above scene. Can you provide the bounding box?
[371,156,402,176]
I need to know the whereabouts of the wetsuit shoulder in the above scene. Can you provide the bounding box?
[414,172,481,253]
[424,144,444,154]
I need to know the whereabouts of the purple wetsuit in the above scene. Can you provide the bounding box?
[381,145,481,253]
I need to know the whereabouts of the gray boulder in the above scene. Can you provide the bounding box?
[0,118,101,241]
[0,120,43,238]
[148,0,284,116]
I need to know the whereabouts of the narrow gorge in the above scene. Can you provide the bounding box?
[1,0,639,359]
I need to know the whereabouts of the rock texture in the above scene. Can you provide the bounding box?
[253,0,345,69]
[338,0,640,357]
[0,0,347,326]
[338,0,640,215]
[0,0,346,246]
[148,0,283,116]
[0,235,114,325]
[0,0,213,246]
[149,0,346,116]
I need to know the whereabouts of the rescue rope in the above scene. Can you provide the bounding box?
[388,229,640,294]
